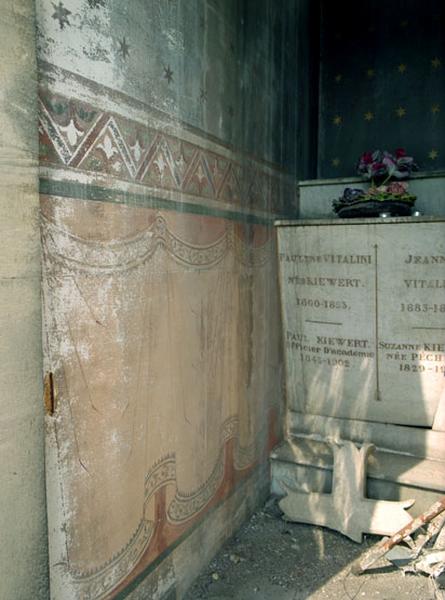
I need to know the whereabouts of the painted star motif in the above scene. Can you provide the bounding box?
[52,2,71,29]
[429,149,439,160]
[397,63,407,74]
[431,103,441,115]
[118,37,130,59]
[87,0,105,7]
[163,65,174,84]
[366,68,375,78]
[395,106,406,118]
[331,158,341,167]
[332,115,342,126]
[432,57,442,69]
[335,74,343,83]
[364,111,374,122]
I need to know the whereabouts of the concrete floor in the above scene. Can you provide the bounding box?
[185,497,442,600]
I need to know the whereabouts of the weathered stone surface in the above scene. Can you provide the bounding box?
[277,219,445,428]
[0,1,48,598]
[271,435,445,516]
[279,441,414,543]
[37,1,298,597]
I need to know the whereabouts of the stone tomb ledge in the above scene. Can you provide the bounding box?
[296,172,445,219]
[271,414,445,518]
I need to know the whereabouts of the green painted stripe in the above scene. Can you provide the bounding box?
[39,178,276,226]
[114,463,269,600]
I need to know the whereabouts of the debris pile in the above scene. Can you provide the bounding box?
[352,496,445,597]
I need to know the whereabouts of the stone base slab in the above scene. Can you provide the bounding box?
[271,434,445,517]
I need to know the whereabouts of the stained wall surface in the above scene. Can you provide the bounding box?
[37,1,298,598]
[0,1,48,599]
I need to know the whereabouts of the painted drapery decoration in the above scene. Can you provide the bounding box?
[42,200,281,599]
[37,1,294,597]
[38,67,288,598]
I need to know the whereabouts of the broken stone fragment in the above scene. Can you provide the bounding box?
[279,440,415,543]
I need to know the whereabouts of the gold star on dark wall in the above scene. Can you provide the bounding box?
[319,3,445,177]
[163,65,174,84]
[429,149,439,160]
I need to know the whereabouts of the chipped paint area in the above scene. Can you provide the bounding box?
[42,196,281,597]
[38,1,293,598]
[36,0,297,167]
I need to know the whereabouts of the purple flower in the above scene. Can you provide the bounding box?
[382,156,396,175]
[356,148,418,180]
[361,151,373,165]
[371,161,386,174]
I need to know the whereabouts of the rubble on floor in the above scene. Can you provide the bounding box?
[384,509,445,599]
[352,495,445,587]
[184,496,445,600]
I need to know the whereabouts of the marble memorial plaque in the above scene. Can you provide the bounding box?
[277,220,445,428]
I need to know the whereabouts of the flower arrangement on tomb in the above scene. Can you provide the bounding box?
[333,149,418,217]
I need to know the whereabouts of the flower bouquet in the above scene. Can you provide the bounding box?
[333,149,418,218]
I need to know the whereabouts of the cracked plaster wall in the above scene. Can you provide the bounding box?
[1,1,301,598]
[0,1,48,599]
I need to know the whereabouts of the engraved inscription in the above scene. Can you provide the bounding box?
[404,279,445,288]
[288,276,362,287]
[278,222,445,427]
[280,253,372,264]
[405,254,445,264]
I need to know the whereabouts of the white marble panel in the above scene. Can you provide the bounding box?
[278,219,445,427]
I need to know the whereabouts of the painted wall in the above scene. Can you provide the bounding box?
[0,1,48,598]
[36,1,298,598]
[318,0,445,179]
